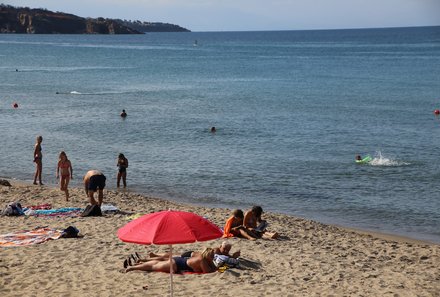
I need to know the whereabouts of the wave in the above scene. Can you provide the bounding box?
[12,66,134,73]
[368,151,410,166]
[56,90,147,96]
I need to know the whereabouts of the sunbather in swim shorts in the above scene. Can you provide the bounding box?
[173,256,194,273]
[88,174,106,192]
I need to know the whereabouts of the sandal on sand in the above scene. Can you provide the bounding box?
[123,259,129,269]
[130,254,138,263]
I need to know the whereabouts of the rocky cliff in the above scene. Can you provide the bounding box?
[0,5,189,34]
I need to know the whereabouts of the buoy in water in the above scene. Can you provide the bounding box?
[12,102,18,108]
[434,109,440,115]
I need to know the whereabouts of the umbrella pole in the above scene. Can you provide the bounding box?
[169,244,173,297]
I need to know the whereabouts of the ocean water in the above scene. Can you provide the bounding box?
[1,26,440,243]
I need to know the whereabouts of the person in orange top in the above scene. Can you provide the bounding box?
[223,209,259,240]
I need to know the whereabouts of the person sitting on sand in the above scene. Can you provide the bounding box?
[244,205,278,239]
[223,209,259,240]
[83,170,106,206]
[124,247,216,274]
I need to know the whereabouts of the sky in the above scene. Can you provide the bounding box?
[3,0,440,32]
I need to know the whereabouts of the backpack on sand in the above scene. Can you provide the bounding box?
[81,204,102,217]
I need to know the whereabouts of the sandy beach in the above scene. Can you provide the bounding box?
[0,181,439,297]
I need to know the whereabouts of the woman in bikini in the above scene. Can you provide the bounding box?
[124,248,216,274]
[33,135,43,185]
[116,153,128,188]
[244,206,279,239]
[56,151,73,201]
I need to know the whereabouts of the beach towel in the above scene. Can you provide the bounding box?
[100,204,119,213]
[27,203,52,210]
[0,227,64,247]
[126,213,143,221]
[25,207,82,217]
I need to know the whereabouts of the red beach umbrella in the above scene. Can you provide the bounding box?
[117,210,223,296]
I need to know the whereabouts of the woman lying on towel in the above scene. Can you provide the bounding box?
[123,248,216,274]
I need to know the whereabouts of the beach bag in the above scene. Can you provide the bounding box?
[81,204,102,217]
[62,226,80,238]
[2,202,24,216]
[213,254,239,268]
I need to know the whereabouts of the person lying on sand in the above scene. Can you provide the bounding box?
[223,209,259,240]
[244,205,278,239]
[126,241,240,267]
[123,248,216,274]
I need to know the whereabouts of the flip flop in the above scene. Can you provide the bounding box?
[130,253,137,263]
[123,259,128,269]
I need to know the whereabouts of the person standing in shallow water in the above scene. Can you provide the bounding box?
[120,109,127,118]
[56,151,73,201]
[33,135,43,185]
[117,153,128,188]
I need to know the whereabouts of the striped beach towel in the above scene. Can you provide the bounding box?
[0,227,64,247]
[25,207,83,217]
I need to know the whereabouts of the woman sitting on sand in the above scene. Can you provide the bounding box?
[124,247,216,274]
[223,209,259,240]
[244,206,278,239]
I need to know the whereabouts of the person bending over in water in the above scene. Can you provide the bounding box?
[116,153,128,188]
[223,209,259,240]
[56,151,73,201]
[124,248,216,274]
[83,170,106,206]
[33,135,43,185]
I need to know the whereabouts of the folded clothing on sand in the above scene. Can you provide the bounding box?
[100,204,119,213]
[0,227,64,247]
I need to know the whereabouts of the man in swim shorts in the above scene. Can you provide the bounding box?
[173,256,194,273]
[84,170,106,206]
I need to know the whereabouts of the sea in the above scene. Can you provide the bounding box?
[1,26,440,243]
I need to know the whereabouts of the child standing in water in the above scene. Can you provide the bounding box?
[56,151,73,201]
[117,153,128,188]
[33,135,43,185]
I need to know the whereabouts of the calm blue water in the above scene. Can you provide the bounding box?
[1,27,440,243]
